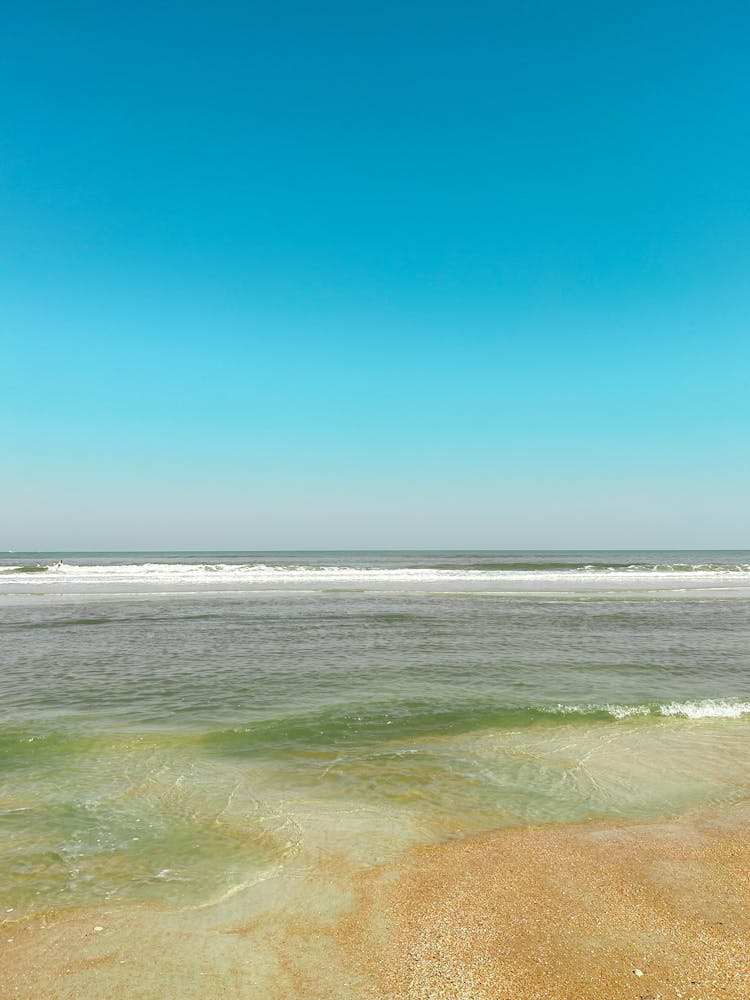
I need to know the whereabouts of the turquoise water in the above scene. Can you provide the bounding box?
[2,551,750,915]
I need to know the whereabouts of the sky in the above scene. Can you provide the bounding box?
[2,1,749,549]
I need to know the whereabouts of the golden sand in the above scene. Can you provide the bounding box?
[345,806,750,1000]
[2,805,749,999]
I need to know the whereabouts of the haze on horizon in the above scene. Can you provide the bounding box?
[3,1,749,551]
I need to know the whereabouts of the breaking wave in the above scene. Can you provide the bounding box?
[2,561,750,583]
[551,700,750,721]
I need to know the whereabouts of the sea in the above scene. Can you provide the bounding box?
[2,550,750,918]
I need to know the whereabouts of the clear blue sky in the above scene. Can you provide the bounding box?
[2,1,749,549]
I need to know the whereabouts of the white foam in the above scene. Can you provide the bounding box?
[605,704,652,719]
[4,561,750,582]
[543,701,750,720]
[542,703,651,718]
[3,561,750,596]
[659,700,750,719]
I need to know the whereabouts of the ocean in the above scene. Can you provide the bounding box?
[2,550,750,919]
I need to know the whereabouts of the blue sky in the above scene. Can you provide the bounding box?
[3,1,749,549]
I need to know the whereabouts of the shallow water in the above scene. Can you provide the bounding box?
[2,551,749,917]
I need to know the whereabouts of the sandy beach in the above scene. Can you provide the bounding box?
[357,804,750,1000]
[3,800,749,999]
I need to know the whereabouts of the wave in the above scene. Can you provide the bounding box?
[0,565,49,574]
[659,700,750,719]
[2,700,747,769]
[434,561,750,572]
[2,561,750,583]
[196,699,750,754]
[552,700,750,720]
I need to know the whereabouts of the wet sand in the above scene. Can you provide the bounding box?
[3,803,749,999]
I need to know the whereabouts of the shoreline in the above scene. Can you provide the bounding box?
[3,802,749,999]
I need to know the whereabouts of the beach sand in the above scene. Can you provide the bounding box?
[3,803,749,999]
[345,803,750,1000]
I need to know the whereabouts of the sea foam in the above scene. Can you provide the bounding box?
[659,700,750,719]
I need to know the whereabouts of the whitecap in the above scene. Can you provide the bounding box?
[659,700,750,719]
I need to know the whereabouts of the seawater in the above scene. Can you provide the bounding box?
[2,551,750,916]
